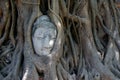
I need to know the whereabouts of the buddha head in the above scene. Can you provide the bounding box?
[32,15,57,55]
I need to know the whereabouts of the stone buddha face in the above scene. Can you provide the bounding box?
[32,15,57,56]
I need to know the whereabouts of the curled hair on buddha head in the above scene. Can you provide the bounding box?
[32,15,56,36]
[34,15,50,26]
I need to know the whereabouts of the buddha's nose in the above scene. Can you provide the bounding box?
[44,36,50,48]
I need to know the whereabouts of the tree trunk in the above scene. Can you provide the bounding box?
[0,0,120,80]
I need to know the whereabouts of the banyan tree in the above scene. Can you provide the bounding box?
[0,0,120,80]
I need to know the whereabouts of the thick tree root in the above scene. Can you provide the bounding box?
[0,0,120,80]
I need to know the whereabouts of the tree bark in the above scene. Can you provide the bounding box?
[0,0,120,80]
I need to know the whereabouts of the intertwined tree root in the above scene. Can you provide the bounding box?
[0,0,120,80]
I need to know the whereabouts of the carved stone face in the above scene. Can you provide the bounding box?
[32,16,56,56]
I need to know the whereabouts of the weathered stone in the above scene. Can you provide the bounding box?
[32,15,57,56]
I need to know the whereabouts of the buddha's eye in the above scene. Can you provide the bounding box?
[49,35,56,39]
[37,37,43,39]
[51,38,56,41]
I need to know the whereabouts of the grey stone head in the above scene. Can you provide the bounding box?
[32,15,57,56]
